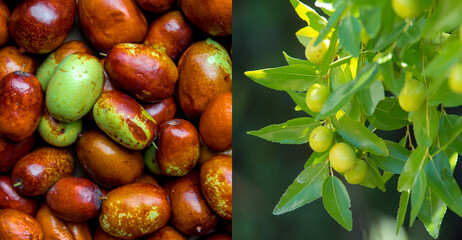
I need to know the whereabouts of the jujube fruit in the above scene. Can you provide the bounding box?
[329,143,357,173]
[309,125,333,153]
[306,83,330,113]
[344,159,368,185]
[305,39,328,65]
[398,79,426,112]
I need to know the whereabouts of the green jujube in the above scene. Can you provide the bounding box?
[46,53,103,122]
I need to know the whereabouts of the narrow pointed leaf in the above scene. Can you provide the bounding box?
[357,80,385,116]
[425,152,462,217]
[413,105,439,148]
[316,63,378,120]
[418,188,447,239]
[368,98,409,131]
[410,170,427,226]
[283,51,313,66]
[397,146,428,192]
[396,190,410,235]
[338,15,361,57]
[322,176,353,231]
[286,91,318,117]
[247,117,320,144]
[290,0,326,32]
[304,151,329,168]
[273,162,329,215]
[314,1,347,46]
[332,110,388,156]
[370,140,409,174]
[245,64,317,91]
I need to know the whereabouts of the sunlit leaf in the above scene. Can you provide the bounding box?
[247,117,320,144]
[274,162,329,215]
[245,65,317,91]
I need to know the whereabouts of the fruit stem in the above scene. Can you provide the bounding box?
[20,64,25,74]
[99,52,107,57]
[13,182,21,187]
[100,196,107,200]
[152,142,158,149]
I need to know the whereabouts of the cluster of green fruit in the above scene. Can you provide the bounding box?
[306,83,367,185]
[0,0,232,239]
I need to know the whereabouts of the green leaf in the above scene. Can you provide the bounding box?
[359,6,381,38]
[322,176,353,231]
[379,54,404,96]
[424,38,462,78]
[439,114,462,154]
[357,80,385,116]
[273,162,329,215]
[338,15,361,57]
[373,22,406,52]
[410,170,427,226]
[316,63,378,120]
[245,65,317,91]
[329,56,353,69]
[413,105,439,148]
[397,146,428,192]
[368,98,409,130]
[396,190,410,235]
[423,0,462,38]
[314,1,347,46]
[341,96,361,122]
[365,159,386,192]
[425,152,462,217]
[248,117,320,144]
[418,188,447,239]
[330,65,351,91]
[286,91,318,117]
[296,26,320,47]
[283,51,313,66]
[304,150,329,168]
[396,18,425,49]
[290,0,327,32]
[370,140,409,174]
[319,28,339,74]
[332,110,388,156]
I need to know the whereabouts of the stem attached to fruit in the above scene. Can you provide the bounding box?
[13,182,21,187]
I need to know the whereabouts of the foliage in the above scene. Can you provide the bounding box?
[245,0,462,238]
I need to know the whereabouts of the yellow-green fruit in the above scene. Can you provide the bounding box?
[398,79,426,112]
[344,159,367,184]
[448,64,462,94]
[391,0,423,19]
[306,83,330,113]
[305,39,328,65]
[309,126,333,152]
[329,143,357,173]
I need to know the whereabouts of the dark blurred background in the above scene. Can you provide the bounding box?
[233,0,462,239]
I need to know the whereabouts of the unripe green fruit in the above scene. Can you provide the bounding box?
[391,0,423,19]
[398,79,426,112]
[329,142,357,173]
[344,159,368,184]
[448,64,462,95]
[306,83,330,113]
[309,126,333,152]
[305,39,328,65]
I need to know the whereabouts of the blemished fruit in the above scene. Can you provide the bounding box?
[309,126,333,152]
[306,83,330,113]
[398,79,426,112]
[391,0,423,19]
[305,38,328,65]
[329,143,357,173]
[0,208,43,239]
[200,155,232,220]
[344,159,368,184]
[448,64,462,94]
[99,183,171,239]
